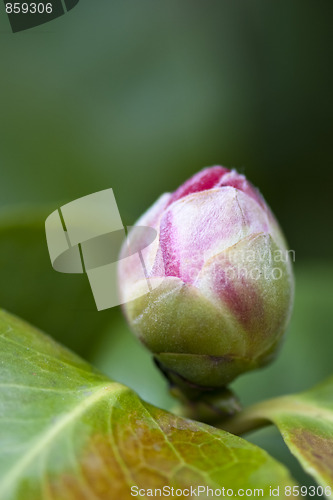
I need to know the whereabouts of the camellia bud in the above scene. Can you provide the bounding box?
[118,167,294,394]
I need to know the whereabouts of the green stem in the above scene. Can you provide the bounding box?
[216,395,290,436]
[169,385,242,425]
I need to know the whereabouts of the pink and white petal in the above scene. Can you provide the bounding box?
[157,187,270,284]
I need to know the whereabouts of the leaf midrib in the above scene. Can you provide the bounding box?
[0,382,126,497]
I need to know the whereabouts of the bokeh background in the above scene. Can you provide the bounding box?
[0,0,332,489]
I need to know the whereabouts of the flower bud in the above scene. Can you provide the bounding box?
[118,167,294,391]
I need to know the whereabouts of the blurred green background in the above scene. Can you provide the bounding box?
[0,0,332,489]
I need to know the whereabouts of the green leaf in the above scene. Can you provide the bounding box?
[0,310,296,500]
[223,378,333,489]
